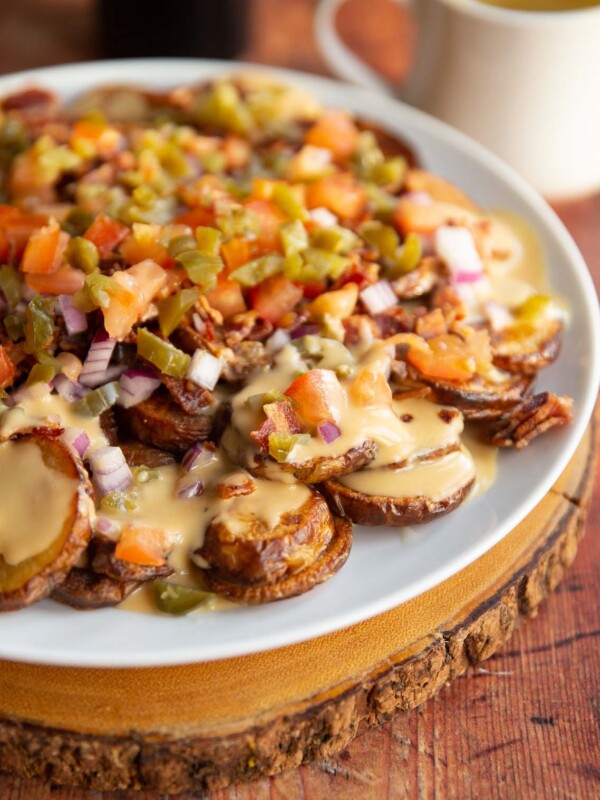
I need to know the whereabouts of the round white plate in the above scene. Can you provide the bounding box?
[0,60,598,667]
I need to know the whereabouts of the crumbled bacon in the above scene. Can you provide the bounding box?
[215,473,256,499]
[488,392,573,450]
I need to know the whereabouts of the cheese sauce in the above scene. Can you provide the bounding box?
[338,448,476,501]
[0,439,79,565]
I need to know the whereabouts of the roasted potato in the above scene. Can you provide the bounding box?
[198,489,352,603]
[491,319,562,375]
[89,535,174,583]
[51,567,139,609]
[117,389,214,454]
[0,430,93,611]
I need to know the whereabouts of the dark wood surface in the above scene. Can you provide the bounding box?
[1,1,599,798]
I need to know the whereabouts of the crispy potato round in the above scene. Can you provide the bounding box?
[0,430,93,611]
[89,536,173,583]
[320,471,474,527]
[199,490,352,604]
[491,321,562,375]
[50,567,139,609]
[117,389,214,454]
[252,440,378,484]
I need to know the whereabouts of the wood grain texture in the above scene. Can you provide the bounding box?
[0,0,599,797]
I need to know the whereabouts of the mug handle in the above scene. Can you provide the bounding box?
[315,0,411,96]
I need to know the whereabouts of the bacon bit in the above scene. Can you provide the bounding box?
[263,401,305,434]
[488,393,573,450]
[415,308,448,339]
[250,417,276,452]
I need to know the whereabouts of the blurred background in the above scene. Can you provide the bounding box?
[0,0,413,81]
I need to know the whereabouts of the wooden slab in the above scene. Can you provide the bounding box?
[0,423,595,795]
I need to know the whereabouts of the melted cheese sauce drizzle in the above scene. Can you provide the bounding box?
[0,440,79,565]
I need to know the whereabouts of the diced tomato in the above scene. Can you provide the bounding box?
[119,231,172,268]
[305,174,366,220]
[249,178,282,201]
[403,334,476,383]
[299,280,327,299]
[0,345,16,390]
[103,259,168,339]
[305,111,359,161]
[284,369,345,426]
[25,264,85,296]
[222,136,251,169]
[206,277,247,318]
[20,221,68,274]
[114,525,168,567]
[249,274,303,324]
[172,206,216,228]
[244,199,287,252]
[0,207,49,257]
[221,237,252,270]
[83,214,129,258]
[349,365,393,407]
[307,282,358,320]
[8,150,55,203]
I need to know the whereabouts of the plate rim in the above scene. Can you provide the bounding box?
[0,58,598,667]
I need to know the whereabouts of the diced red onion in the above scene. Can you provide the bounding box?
[79,331,117,388]
[176,476,205,499]
[290,324,320,339]
[182,442,216,472]
[435,226,483,283]
[309,207,338,227]
[317,420,341,444]
[117,369,161,409]
[186,349,222,390]
[57,294,88,335]
[54,374,88,402]
[484,301,513,331]
[266,329,291,353]
[360,280,398,314]
[94,516,120,540]
[61,428,90,457]
[89,446,132,497]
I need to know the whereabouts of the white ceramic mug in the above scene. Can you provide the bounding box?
[315,0,600,199]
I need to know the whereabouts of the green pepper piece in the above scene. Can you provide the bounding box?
[177,251,224,291]
[3,312,24,341]
[364,184,397,221]
[515,294,551,322]
[74,381,120,417]
[282,253,305,281]
[310,226,358,255]
[360,220,399,260]
[25,363,56,386]
[388,232,422,277]
[65,236,100,274]
[132,184,158,209]
[230,254,284,287]
[268,432,311,463]
[195,226,222,258]
[168,234,197,258]
[137,328,191,378]
[73,273,132,313]
[352,130,384,179]
[200,151,226,174]
[62,207,96,236]
[272,183,308,221]
[24,297,55,356]
[195,82,253,135]
[157,286,199,337]
[280,220,308,258]
[369,157,407,190]
[100,490,138,513]
[302,248,349,281]
[216,205,259,239]
[0,265,22,309]
[154,580,215,615]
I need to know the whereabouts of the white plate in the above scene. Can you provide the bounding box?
[0,60,598,667]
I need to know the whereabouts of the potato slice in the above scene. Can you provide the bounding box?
[0,430,93,611]
[198,490,352,604]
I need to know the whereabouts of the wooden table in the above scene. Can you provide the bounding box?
[1,1,599,797]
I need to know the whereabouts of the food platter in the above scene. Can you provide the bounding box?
[0,59,598,668]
